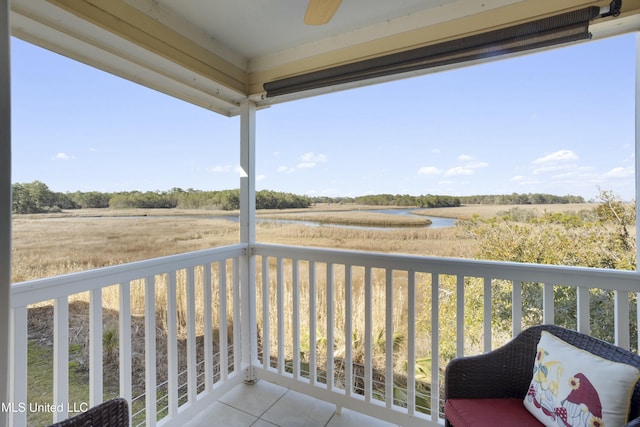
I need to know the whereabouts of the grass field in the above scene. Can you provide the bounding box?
[13,203,596,283]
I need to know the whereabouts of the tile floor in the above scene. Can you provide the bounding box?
[183,380,398,427]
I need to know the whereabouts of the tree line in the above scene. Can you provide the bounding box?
[459,193,585,205]
[11,180,586,214]
[11,182,314,213]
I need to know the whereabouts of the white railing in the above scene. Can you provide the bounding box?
[9,242,640,427]
[252,243,640,427]
[9,244,246,427]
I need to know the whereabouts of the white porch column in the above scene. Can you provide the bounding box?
[239,99,258,380]
[0,1,10,426]
[636,34,640,352]
[637,33,640,272]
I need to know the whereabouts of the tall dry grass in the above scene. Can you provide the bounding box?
[14,212,472,414]
[11,216,240,282]
[11,211,476,358]
[255,259,432,370]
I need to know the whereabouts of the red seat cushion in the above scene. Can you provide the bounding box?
[445,398,544,427]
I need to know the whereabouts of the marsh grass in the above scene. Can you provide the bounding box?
[260,211,432,227]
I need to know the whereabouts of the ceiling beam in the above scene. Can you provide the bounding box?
[48,0,248,94]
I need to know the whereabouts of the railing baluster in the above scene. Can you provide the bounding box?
[309,261,317,385]
[53,296,69,422]
[119,282,132,406]
[89,288,103,406]
[385,268,393,408]
[219,261,228,380]
[615,290,630,349]
[166,272,178,416]
[261,256,270,369]
[186,267,197,403]
[576,286,590,334]
[326,262,335,391]
[542,283,554,325]
[233,257,241,371]
[242,248,258,376]
[276,257,285,375]
[203,263,214,391]
[456,275,464,358]
[407,270,416,415]
[431,273,440,422]
[10,306,28,427]
[344,265,353,398]
[512,280,522,336]
[144,276,157,426]
[292,259,300,380]
[364,266,372,402]
[483,277,492,352]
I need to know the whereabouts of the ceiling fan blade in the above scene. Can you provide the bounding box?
[304,0,342,25]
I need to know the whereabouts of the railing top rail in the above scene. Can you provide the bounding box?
[11,244,247,307]
[253,243,640,292]
[12,241,640,307]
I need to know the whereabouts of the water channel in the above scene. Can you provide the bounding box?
[224,208,457,230]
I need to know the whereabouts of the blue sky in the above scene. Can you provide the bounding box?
[10,33,637,200]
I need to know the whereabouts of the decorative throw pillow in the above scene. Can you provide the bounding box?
[523,331,640,427]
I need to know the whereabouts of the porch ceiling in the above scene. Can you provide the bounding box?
[9,0,640,116]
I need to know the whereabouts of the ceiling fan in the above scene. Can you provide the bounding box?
[304,0,343,25]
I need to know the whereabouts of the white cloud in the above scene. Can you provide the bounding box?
[511,175,525,182]
[276,152,329,173]
[533,164,570,175]
[210,164,233,173]
[53,152,74,160]
[533,149,578,164]
[603,166,634,178]
[277,166,295,174]
[466,161,489,169]
[256,174,266,182]
[299,152,327,163]
[418,166,442,175]
[294,152,328,169]
[296,162,317,169]
[531,150,581,176]
[445,166,474,177]
[442,155,488,177]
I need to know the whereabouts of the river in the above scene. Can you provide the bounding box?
[224,208,457,230]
